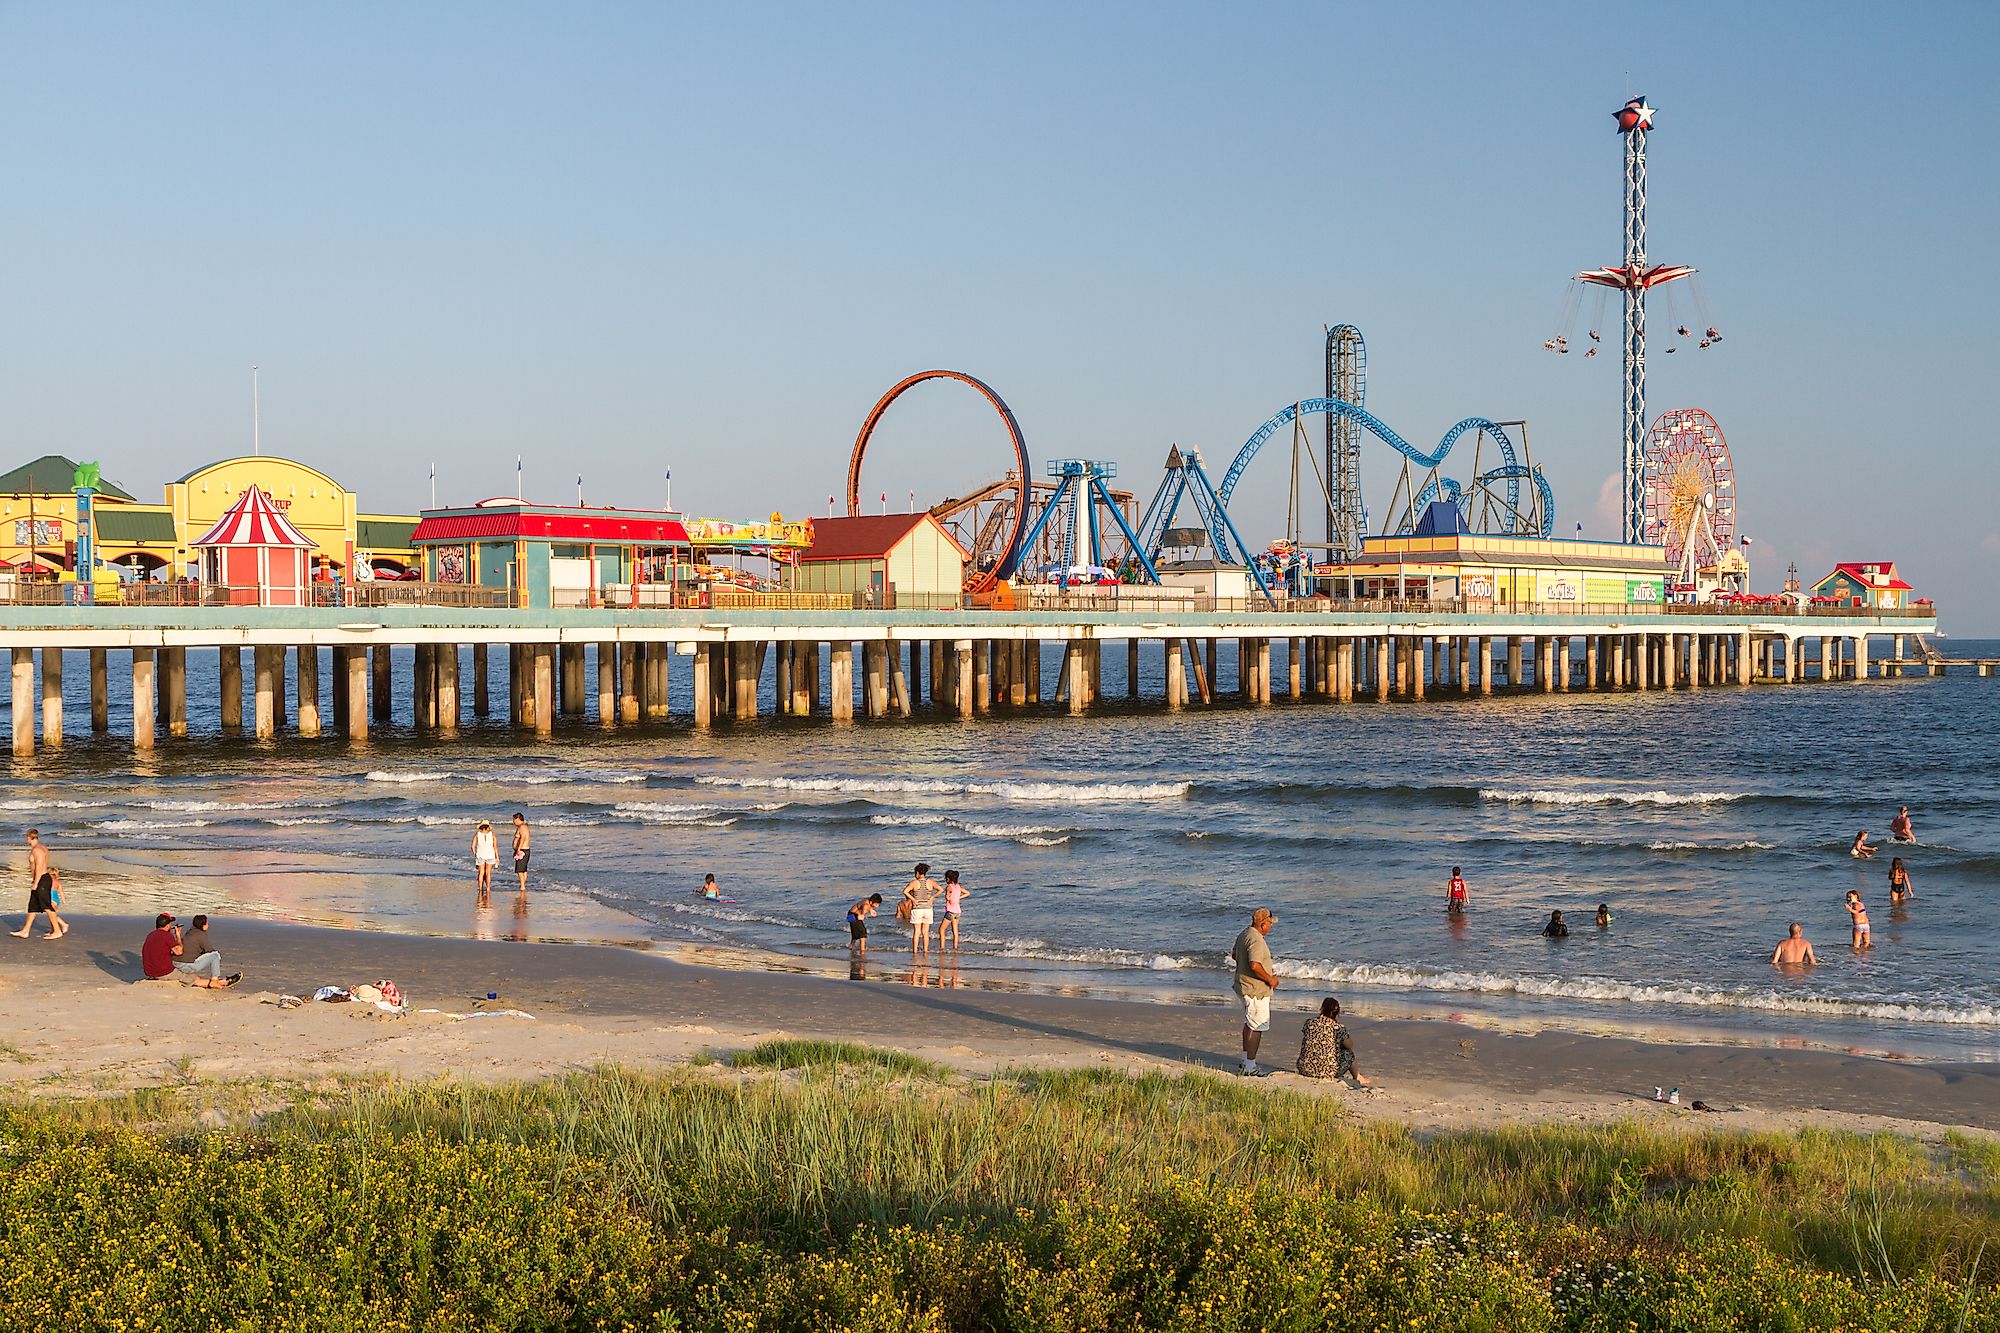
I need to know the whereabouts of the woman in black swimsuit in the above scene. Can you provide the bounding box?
[1888,857,1915,904]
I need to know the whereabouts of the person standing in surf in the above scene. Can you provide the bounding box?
[1445,866,1469,916]
[1889,806,1915,843]
[471,821,497,905]
[511,813,532,896]
[940,870,969,952]
[901,863,943,959]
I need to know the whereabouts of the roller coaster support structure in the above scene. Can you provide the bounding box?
[1133,447,1273,605]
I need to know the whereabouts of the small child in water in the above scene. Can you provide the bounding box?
[701,873,722,900]
[1850,830,1876,860]
[1595,903,1611,930]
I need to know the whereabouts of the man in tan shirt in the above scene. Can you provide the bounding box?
[1231,908,1279,1076]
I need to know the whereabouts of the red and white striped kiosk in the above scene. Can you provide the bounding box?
[192,483,316,606]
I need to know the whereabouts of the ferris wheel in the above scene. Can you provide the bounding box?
[1642,408,1734,581]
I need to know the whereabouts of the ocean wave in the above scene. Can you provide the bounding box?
[1644,839,1778,852]
[267,816,336,826]
[613,802,729,825]
[987,937,1197,971]
[698,775,1190,802]
[146,798,288,813]
[1481,788,1747,808]
[1275,960,2000,1027]
[92,818,212,831]
[516,770,648,786]
[868,813,1074,842]
[365,770,453,784]
[0,798,108,810]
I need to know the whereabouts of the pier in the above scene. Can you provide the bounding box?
[0,600,1941,755]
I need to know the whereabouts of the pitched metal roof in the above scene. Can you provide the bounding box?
[800,513,966,563]
[408,506,690,546]
[357,517,419,549]
[93,509,177,543]
[0,454,137,502]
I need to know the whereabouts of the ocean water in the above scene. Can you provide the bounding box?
[3,636,1995,1060]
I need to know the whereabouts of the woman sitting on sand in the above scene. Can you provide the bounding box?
[1296,997,1372,1087]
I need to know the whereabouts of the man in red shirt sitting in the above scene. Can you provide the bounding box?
[140,914,237,989]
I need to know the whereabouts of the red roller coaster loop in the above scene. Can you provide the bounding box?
[845,370,1031,594]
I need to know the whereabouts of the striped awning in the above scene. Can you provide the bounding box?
[191,484,316,549]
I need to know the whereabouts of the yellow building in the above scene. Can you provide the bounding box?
[166,456,417,576]
[0,452,417,578]
[1317,533,1671,606]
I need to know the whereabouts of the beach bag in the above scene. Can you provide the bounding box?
[895,898,912,923]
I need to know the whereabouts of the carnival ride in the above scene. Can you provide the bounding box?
[1643,407,1736,592]
[1545,97,1721,544]
[846,370,1030,596]
[1132,445,1275,602]
[1013,460,1160,585]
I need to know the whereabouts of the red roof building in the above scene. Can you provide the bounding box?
[408,500,692,608]
[792,513,966,607]
[1811,562,1915,610]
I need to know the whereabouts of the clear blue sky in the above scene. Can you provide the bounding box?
[4,3,1995,629]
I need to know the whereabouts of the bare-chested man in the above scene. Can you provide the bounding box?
[1771,922,1817,968]
[10,828,64,940]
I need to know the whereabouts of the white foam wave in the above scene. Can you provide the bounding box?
[613,802,727,825]
[93,818,212,831]
[1645,839,1777,852]
[1019,835,1070,847]
[365,770,452,784]
[700,775,1189,802]
[1276,960,2000,1027]
[146,799,286,813]
[867,813,1071,843]
[267,816,335,826]
[1481,788,1746,808]
[988,937,1196,971]
[516,770,648,785]
[0,798,108,810]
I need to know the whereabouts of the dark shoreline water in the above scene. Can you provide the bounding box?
[4,637,1996,1062]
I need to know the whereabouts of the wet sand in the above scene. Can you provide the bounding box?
[6,915,1996,1134]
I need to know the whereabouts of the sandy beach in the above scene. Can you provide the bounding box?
[3,915,1993,1135]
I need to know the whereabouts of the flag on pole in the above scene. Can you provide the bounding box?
[1741,535,1753,546]
[1575,522,1583,536]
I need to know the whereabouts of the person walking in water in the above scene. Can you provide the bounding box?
[1889,806,1915,843]
[1231,908,1279,1077]
[510,813,532,895]
[901,863,942,958]
[1845,890,1872,950]
[471,821,498,904]
[1888,857,1916,905]
[940,870,970,952]
[10,829,65,940]
[1771,922,1818,968]
[1445,866,1469,917]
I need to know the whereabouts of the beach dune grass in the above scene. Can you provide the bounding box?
[2,1062,1994,1328]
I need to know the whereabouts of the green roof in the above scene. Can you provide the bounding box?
[0,454,137,502]
[358,518,418,550]
[93,509,178,543]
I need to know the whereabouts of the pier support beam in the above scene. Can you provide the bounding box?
[131,649,155,752]
[163,647,187,737]
[560,644,586,716]
[957,641,976,719]
[1408,637,1424,701]
[972,640,991,714]
[344,648,369,739]
[892,640,914,717]
[91,648,108,732]
[692,645,713,727]
[1505,638,1523,689]
[253,646,277,739]
[472,643,489,717]
[218,647,242,734]
[829,642,855,721]
[533,645,555,737]
[372,646,391,722]
[10,649,31,756]
[1166,638,1186,710]
[297,647,321,738]
[1852,635,1869,682]
[596,643,616,726]
[414,643,436,730]
[39,649,61,747]
[865,641,890,718]
[618,643,640,723]
[1583,637,1598,691]
[437,646,459,737]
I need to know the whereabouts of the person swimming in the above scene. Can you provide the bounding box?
[1595,903,1611,929]
[1542,909,1569,938]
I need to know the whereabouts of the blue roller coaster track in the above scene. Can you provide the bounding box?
[1412,465,1557,537]
[1215,398,1553,560]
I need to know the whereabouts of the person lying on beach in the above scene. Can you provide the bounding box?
[1295,996,1373,1088]
[1845,891,1871,950]
[1889,806,1915,843]
[1541,910,1569,938]
[1888,857,1915,905]
[1850,831,1876,860]
[1771,922,1817,968]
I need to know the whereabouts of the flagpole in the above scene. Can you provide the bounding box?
[516,456,523,501]
[251,365,261,457]
[430,463,437,510]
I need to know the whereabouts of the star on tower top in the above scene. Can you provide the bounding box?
[1614,98,1656,134]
